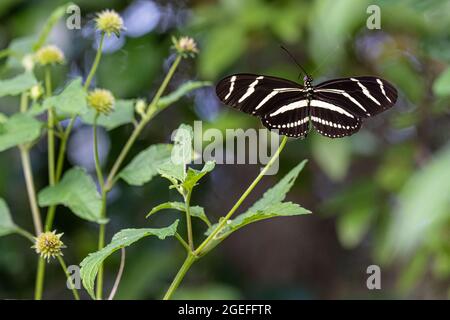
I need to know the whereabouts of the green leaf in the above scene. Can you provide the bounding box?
[38,167,105,224]
[0,114,42,152]
[157,124,195,184]
[38,78,88,116]
[119,144,173,186]
[157,160,186,183]
[80,220,179,299]
[205,161,309,243]
[146,202,211,227]
[246,160,308,213]
[0,72,37,97]
[210,202,310,239]
[312,134,351,181]
[157,81,212,110]
[433,67,450,97]
[182,161,215,191]
[81,100,136,130]
[0,113,7,124]
[0,198,17,237]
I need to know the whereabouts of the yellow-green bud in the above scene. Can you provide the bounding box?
[172,36,199,58]
[95,9,125,37]
[135,99,147,118]
[30,84,44,101]
[35,45,65,66]
[32,231,66,262]
[88,89,115,114]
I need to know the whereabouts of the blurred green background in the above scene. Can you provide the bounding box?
[1,0,449,299]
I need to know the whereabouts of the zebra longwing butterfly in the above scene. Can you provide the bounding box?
[215,73,397,139]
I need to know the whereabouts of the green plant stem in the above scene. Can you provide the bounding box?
[96,191,107,300]
[175,233,191,252]
[44,115,75,231]
[57,255,80,300]
[45,67,56,187]
[84,33,105,90]
[107,248,126,300]
[34,258,45,300]
[19,147,43,235]
[93,113,104,189]
[163,253,196,300]
[163,136,289,300]
[17,93,45,300]
[184,190,194,250]
[94,113,107,300]
[104,54,182,191]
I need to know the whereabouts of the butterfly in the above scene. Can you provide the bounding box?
[215,73,397,139]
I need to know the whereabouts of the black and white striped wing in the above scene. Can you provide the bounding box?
[310,76,397,138]
[216,74,304,116]
[216,74,310,138]
[261,99,310,138]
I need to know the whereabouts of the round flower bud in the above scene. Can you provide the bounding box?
[88,89,115,114]
[135,99,147,118]
[95,10,125,37]
[35,45,65,66]
[172,36,199,58]
[30,84,44,101]
[32,231,66,262]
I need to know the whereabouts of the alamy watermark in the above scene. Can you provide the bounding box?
[366,265,381,290]
[366,4,381,30]
[170,121,282,175]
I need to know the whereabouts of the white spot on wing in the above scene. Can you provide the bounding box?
[224,76,236,100]
[377,79,391,103]
[351,78,380,106]
[238,77,263,103]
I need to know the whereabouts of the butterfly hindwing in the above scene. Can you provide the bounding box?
[261,99,310,138]
[310,99,361,138]
[215,73,305,117]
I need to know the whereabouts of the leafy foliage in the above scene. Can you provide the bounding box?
[0,198,17,237]
[30,78,88,116]
[80,220,179,299]
[0,72,37,97]
[81,99,136,130]
[0,114,42,152]
[206,161,309,242]
[38,167,105,224]
[119,144,173,186]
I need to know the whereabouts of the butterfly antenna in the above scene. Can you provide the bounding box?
[280,45,311,80]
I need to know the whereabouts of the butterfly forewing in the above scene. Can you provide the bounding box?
[314,76,397,117]
[215,74,305,117]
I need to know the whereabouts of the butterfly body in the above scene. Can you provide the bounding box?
[216,73,397,139]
